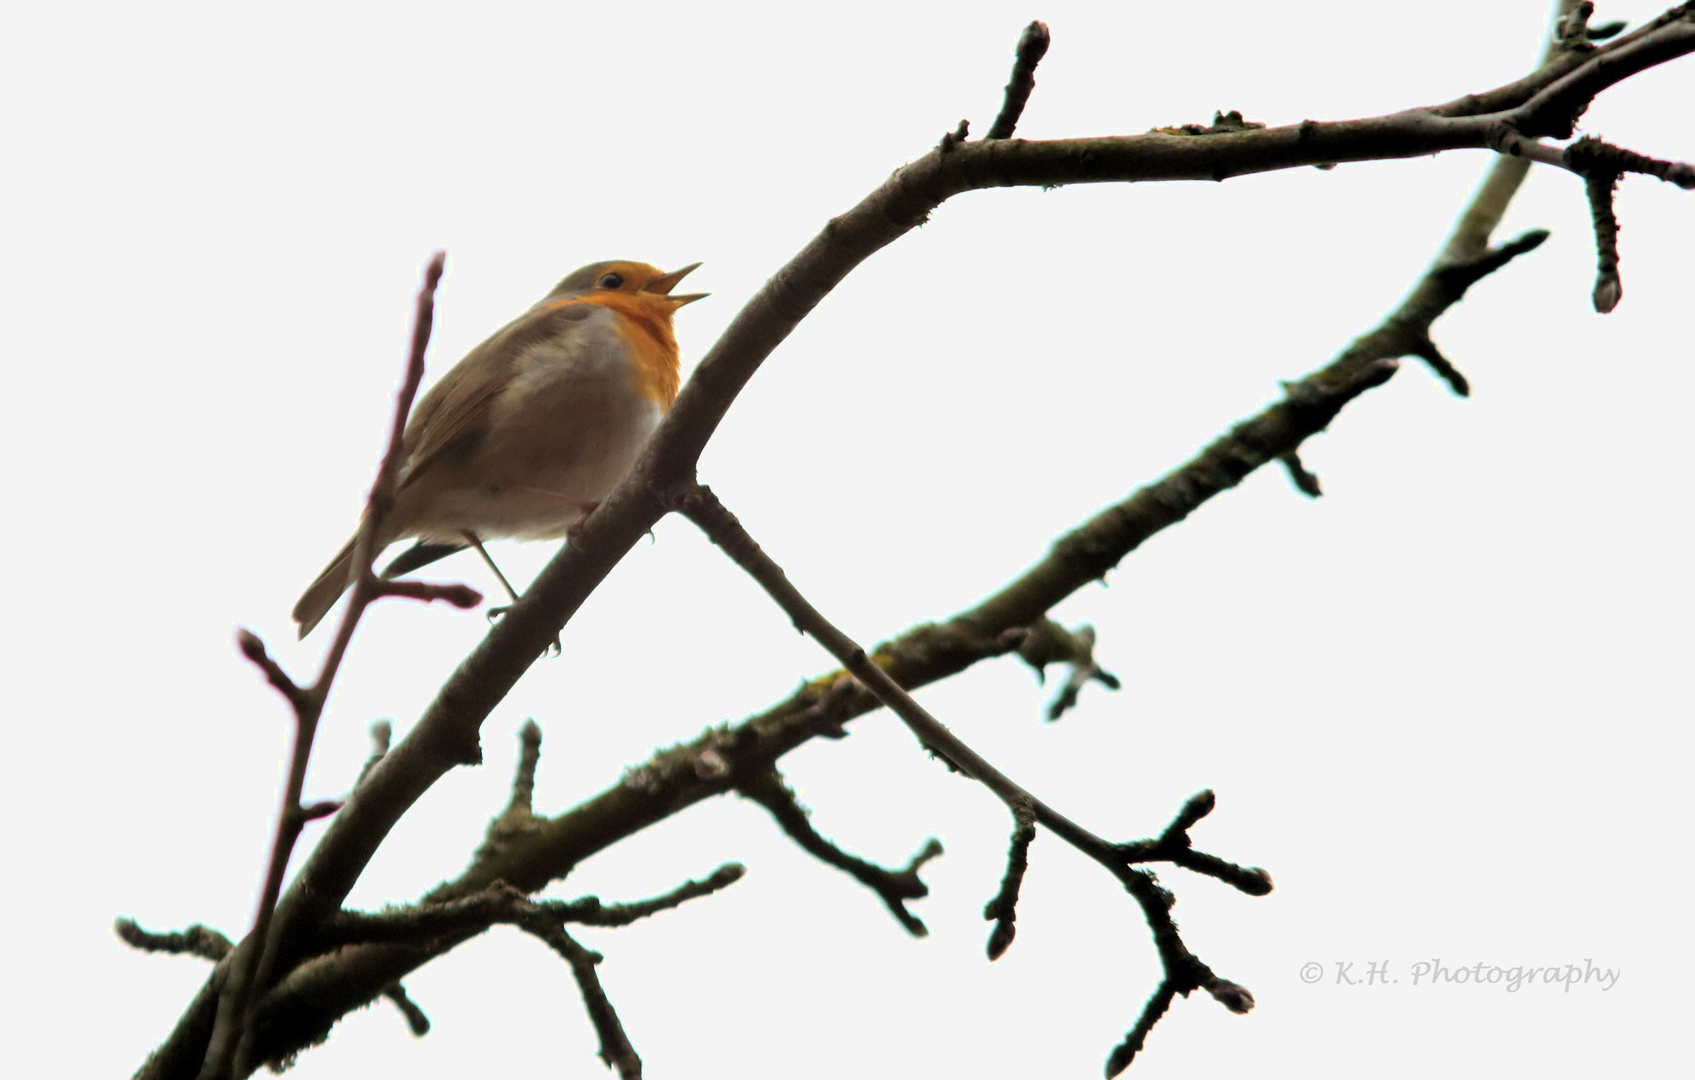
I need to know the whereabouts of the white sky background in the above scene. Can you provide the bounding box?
[4,1,1691,1076]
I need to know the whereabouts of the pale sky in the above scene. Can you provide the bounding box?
[5,2,1691,1077]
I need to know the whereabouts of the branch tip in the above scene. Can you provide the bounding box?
[1279,452,1323,498]
[235,627,306,709]
[983,802,1038,960]
[741,768,937,936]
[382,982,431,1036]
[985,19,1052,140]
[1206,978,1256,1014]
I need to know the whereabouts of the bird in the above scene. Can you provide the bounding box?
[292,259,706,639]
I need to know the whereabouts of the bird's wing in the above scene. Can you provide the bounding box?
[399,301,598,490]
[381,540,465,578]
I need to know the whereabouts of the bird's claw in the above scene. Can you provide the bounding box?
[485,604,562,657]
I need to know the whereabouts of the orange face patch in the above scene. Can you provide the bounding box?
[545,292,682,409]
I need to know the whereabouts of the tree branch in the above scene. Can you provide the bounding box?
[139,13,1695,1075]
[676,484,1267,1067]
[738,767,941,936]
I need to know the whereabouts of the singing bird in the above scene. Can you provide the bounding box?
[293,260,706,638]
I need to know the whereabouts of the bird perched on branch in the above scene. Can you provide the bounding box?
[293,260,706,638]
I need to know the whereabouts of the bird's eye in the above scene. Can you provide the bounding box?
[597,272,624,289]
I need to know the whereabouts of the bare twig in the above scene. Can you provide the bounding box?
[234,632,306,713]
[678,484,1264,1067]
[985,21,1051,139]
[475,720,546,867]
[739,768,940,936]
[1118,791,1275,897]
[117,919,234,963]
[1014,622,1123,722]
[1279,451,1324,497]
[982,799,1036,960]
[1565,133,1695,187]
[143,11,1695,1074]
[553,864,748,927]
[515,916,642,1080]
[200,253,454,1080]
[1562,133,1695,313]
[1584,167,1624,311]
[318,868,746,951]
[380,982,430,1036]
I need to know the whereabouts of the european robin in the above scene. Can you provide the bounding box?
[292,260,706,638]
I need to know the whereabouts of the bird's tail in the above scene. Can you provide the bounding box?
[293,535,359,639]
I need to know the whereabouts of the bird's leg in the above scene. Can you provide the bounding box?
[462,531,521,604]
[464,530,560,657]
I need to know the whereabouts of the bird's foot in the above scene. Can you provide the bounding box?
[486,604,562,658]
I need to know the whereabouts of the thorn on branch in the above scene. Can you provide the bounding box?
[381,982,431,1036]
[114,917,233,962]
[1279,452,1323,498]
[235,629,307,712]
[983,800,1037,960]
[739,768,940,936]
[985,20,1051,140]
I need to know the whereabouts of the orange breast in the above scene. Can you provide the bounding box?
[546,293,681,408]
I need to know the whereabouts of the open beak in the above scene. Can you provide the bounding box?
[643,262,708,306]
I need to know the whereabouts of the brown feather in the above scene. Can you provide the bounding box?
[399,303,596,490]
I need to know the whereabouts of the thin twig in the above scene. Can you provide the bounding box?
[144,11,1695,1073]
[1279,452,1324,497]
[318,868,746,950]
[513,917,642,1080]
[380,982,430,1036]
[116,919,234,962]
[200,253,450,1080]
[739,768,940,936]
[676,483,1120,862]
[553,864,748,927]
[677,482,1266,1070]
[985,21,1051,139]
[982,799,1036,960]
